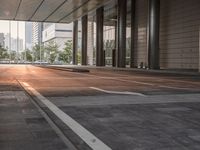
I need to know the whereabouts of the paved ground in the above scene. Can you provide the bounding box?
[0,90,68,150]
[1,64,200,150]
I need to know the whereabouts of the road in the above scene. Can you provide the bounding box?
[2,64,200,96]
[1,64,200,150]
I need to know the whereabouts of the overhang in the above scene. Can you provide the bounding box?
[0,0,109,23]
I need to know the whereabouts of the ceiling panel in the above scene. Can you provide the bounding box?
[31,0,67,22]
[45,0,89,23]
[15,0,44,20]
[0,0,21,20]
[0,0,109,23]
[60,0,109,23]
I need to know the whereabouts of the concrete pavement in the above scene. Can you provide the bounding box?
[0,88,69,150]
[1,64,200,150]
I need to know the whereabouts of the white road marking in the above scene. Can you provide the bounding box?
[114,78,154,86]
[90,87,146,97]
[20,82,112,150]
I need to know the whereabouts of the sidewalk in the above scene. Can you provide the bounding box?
[0,84,69,150]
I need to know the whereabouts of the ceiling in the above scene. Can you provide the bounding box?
[0,0,109,23]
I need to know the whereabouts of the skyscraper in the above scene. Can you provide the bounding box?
[4,33,23,52]
[32,22,43,46]
[42,23,73,51]
[25,22,32,50]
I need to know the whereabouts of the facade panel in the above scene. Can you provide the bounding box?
[133,0,148,68]
[160,0,200,69]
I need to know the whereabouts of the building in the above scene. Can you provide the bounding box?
[4,33,23,52]
[70,0,200,69]
[0,0,200,71]
[25,22,32,50]
[42,23,73,51]
[0,33,5,47]
[32,22,43,46]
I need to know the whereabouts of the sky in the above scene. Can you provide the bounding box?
[0,20,25,40]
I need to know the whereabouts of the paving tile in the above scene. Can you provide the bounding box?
[0,90,67,150]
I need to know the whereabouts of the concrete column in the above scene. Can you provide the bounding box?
[117,0,127,68]
[73,20,78,65]
[81,15,88,65]
[87,21,94,66]
[199,27,200,72]
[130,0,136,68]
[96,7,104,66]
[148,0,160,69]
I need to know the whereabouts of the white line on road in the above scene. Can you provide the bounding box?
[20,82,112,150]
[113,78,154,86]
[90,87,146,96]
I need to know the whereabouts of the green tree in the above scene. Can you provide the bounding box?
[32,44,45,61]
[58,40,72,64]
[0,45,9,59]
[32,44,40,61]
[26,49,33,62]
[10,51,16,61]
[21,49,33,62]
[44,41,59,64]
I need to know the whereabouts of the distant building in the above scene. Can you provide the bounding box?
[4,33,23,51]
[32,22,43,46]
[42,23,73,51]
[25,22,32,50]
[0,33,5,47]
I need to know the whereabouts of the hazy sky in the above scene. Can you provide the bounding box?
[0,20,25,39]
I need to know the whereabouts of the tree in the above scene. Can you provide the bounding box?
[32,44,45,61]
[58,40,72,64]
[0,45,9,59]
[10,50,16,61]
[21,49,33,62]
[26,49,33,62]
[44,41,59,64]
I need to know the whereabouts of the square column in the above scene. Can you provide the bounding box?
[199,27,200,72]
[73,20,78,65]
[130,0,136,68]
[81,15,88,65]
[96,7,104,66]
[148,0,160,69]
[117,0,127,68]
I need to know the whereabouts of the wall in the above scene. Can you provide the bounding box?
[133,0,148,68]
[160,0,200,69]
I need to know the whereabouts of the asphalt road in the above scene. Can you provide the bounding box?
[1,64,200,150]
[1,64,200,96]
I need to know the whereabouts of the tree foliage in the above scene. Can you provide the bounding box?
[32,44,45,61]
[21,49,33,62]
[0,45,9,59]
[45,41,59,64]
[58,40,72,64]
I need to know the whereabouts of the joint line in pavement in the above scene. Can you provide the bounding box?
[20,82,112,150]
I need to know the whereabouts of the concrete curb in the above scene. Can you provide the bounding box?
[37,65,200,76]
